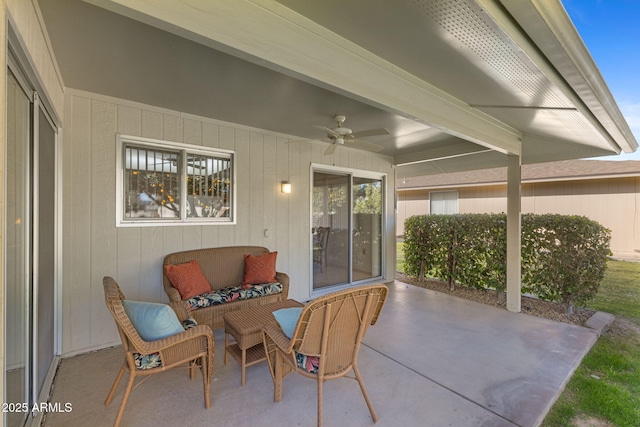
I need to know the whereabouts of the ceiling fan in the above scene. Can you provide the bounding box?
[312,114,390,155]
[151,154,206,170]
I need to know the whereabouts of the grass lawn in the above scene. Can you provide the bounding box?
[396,240,405,273]
[542,259,640,427]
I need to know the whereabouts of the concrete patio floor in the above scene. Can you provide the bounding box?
[43,281,601,427]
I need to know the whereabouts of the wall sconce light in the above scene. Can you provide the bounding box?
[281,181,292,194]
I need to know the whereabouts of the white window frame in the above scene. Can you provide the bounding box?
[429,190,459,214]
[116,134,236,226]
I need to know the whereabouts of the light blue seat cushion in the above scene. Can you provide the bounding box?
[273,307,303,338]
[122,300,184,342]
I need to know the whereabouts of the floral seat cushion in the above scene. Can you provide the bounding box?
[134,353,162,370]
[133,317,198,370]
[296,353,319,374]
[185,282,283,311]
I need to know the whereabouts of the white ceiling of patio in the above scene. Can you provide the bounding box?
[39,0,637,178]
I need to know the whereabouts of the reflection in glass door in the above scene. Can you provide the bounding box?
[6,70,31,427]
[312,170,384,291]
[35,100,57,401]
[352,177,383,281]
[312,172,350,288]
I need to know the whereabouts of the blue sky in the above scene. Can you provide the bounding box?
[562,0,640,160]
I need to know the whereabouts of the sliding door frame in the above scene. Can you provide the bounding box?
[6,38,62,426]
[310,163,386,298]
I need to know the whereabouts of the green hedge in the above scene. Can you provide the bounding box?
[403,213,611,311]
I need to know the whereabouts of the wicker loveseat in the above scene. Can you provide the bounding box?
[163,246,289,329]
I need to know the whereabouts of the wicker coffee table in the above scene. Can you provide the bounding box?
[224,299,303,386]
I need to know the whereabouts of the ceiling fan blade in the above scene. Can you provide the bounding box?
[187,163,206,170]
[313,124,339,138]
[150,159,175,169]
[324,142,338,155]
[351,128,390,139]
[346,138,385,153]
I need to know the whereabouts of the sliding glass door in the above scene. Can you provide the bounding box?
[35,99,57,401]
[6,69,31,427]
[5,62,59,427]
[312,172,350,288]
[352,177,383,281]
[312,169,384,291]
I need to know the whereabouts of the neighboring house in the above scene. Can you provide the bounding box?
[398,159,640,259]
[2,1,638,424]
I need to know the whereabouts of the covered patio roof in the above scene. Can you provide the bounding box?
[40,0,637,178]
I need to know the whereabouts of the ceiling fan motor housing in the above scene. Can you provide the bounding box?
[331,115,352,138]
[333,127,351,136]
[334,114,346,124]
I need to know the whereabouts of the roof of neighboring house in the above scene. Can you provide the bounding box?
[398,159,640,190]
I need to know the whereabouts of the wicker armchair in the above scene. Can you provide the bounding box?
[263,284,388,427]
[103,277,214,427]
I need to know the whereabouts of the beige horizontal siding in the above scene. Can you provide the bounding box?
[397,177,640,258]
[396,190,429,236]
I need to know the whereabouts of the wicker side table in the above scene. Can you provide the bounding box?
[224,299,303,385]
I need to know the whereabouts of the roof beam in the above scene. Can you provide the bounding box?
[94,0,523,155]
[395,140,492,166]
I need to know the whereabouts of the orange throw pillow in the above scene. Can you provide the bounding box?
[242,251,278,289]
[164,260,211,300]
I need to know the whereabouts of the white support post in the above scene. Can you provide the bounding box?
[506,154,521,312]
